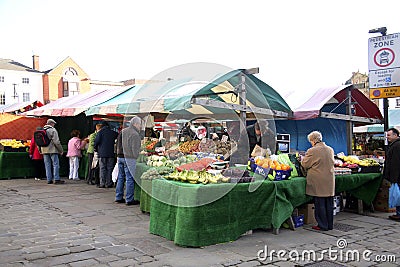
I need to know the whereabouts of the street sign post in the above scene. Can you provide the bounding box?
[368,32,400,99]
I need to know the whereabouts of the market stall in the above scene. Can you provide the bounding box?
[0,114,48,179]
[276,84,383,154]
[149,173,382,247]
[83,68,385,248]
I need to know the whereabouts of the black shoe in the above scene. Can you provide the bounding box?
[115,198,126,203]
[126,200,140,206]
[106,185,114,188]
[47,180,53,184]
[97,185,105,188]
[54,180,65,184]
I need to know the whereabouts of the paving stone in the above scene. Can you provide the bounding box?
[236,260,262,267]
[44,247,71,257]
[23,251,46,261]
[108,258,139,267]
[221,258,242,266]
[96,254,123,263]
[118,250,145,259]
[92,241,114,248]
[68,258,99,267]
[102,244,136,255]
[135,255,155,263]
[69,244,95,253]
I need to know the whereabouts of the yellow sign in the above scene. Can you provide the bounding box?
[370,86,400,99]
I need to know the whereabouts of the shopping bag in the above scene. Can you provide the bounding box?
[92,152,99,169]
[112,162,118,183]
[389,183,400,208]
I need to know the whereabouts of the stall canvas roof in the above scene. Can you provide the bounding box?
[353,109,400,133]
[0,100,43,113]
[287,84,383,123]
[86,69,292,120]
[25,86,132,117]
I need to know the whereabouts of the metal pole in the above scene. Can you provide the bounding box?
[239,73,246,126]
[347,86,353,155]
[368,27,389,153]
[381,31,389,152]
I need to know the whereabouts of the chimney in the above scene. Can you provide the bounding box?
[32,55,39,71]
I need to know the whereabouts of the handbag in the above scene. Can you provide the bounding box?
[389,183,400,208]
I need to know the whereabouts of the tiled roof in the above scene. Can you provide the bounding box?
[0,58,42,73]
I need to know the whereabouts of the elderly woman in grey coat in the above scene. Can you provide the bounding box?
[301,131,335,231]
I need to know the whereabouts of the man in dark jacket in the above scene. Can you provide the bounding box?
[383,128,400,221]
[246,121,275,156]
[94,123,118,188]
[115,117,142,205]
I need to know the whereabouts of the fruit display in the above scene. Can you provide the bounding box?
[336,155,380,167]
[164,169,230,184]
[221,168,254,183]
[175,157,216,172]
[146,154,198,168]
[0,139,30,152]
[141,166,174,180]
[178,140,200,154]
[143,139,158,151]
[198,139,236,157]
[253,157,292,171]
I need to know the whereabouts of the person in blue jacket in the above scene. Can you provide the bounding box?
[94,122,118,188]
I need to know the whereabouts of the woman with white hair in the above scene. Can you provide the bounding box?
[301,131,335,231]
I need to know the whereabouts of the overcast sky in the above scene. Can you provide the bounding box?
[0,0,399,98]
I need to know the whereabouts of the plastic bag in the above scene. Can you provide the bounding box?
[389,183,400,208]
[112,163,118,183]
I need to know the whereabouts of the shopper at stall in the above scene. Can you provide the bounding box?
[383,128,400,221]
[178,122,196,141]
[94,122,118,188]
[66,129,87,180]
[301,131,335,231]
[29,127,45,180]
[40,119,65,184]
[86,123,102,185]
[115,116,142,205]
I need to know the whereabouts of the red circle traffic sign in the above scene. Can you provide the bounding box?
[374,48,395,68]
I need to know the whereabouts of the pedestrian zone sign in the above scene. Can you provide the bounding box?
[368,32,400,99]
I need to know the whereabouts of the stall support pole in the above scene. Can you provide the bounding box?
[239,73,247,127]
[347,86,353,155]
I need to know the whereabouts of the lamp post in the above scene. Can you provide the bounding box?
[368,27,389,152]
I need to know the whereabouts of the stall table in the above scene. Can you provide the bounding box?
[149,173,382,247]
[0,151,35,179]
[0,150,89,180]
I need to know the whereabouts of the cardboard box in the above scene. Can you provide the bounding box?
[292,214,304,228]
[373,197,396,213]
[375,187,389,199]
[297,204,317,225]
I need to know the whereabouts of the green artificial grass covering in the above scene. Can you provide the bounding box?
[149,172,382,247]
[0,151,35,179]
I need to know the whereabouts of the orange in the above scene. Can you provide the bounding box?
[270,163,276,170]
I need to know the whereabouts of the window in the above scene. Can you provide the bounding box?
[396,98,400,108]
[62,67,79,96]
[0,92,5,105]
[23,93,30,102]
[22,78,29,84]
[0,76,4,82]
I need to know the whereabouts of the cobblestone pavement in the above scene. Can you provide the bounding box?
[0,178,399,267]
